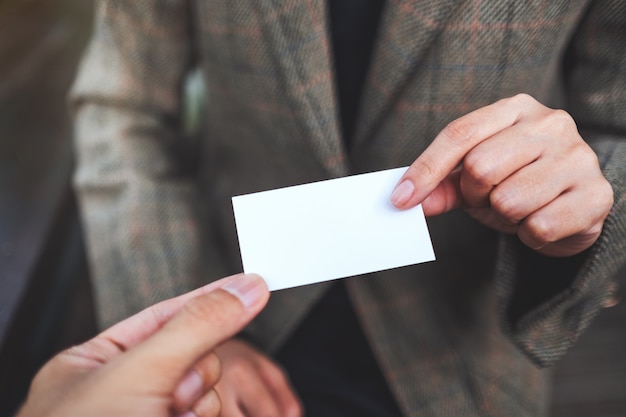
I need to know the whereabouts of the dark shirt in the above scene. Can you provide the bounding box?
[276,283,402,417]
[275,2,402,416]
[328,0,385,145]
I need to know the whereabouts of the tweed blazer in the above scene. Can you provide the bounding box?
[71,1,626,415]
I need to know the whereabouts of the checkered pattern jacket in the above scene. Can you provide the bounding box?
[71,1,626,415]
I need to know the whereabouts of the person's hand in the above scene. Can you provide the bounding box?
[16,273,269,417]
[390,94,614,257]
[214,339,302,417]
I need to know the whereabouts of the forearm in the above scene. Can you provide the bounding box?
[73,105,205,327]
[71,0,200,327]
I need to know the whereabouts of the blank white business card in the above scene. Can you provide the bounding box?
[232,167,435,291]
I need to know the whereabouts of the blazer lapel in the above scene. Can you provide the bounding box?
[254,0,348,178]
[353,0,459,152]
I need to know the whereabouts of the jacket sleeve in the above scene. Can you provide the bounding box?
[497,0,626,367]
[70,0,207,327]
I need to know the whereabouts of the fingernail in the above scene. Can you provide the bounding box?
[390,179,415,207]
[175,370,203,407]
[177,412,197,417]
[221,275,266,308]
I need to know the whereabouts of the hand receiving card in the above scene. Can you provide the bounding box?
[232,167,435,291]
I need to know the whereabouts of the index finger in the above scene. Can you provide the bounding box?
[391,94,533,209]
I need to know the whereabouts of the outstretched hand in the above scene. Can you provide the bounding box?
[391,94,613,257]
[16,273,270,417]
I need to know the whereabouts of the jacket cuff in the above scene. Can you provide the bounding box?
[496,226,622,367]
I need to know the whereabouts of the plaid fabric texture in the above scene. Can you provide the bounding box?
[71,1,626,415]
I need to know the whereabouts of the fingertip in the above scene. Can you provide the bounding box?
[193,389,221,417]
[174,370,204,411]
[390,179,415,208]
[220,274,269,309]
[241,272,266,284]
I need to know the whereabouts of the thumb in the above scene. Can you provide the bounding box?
[121,274,269,385]
[420,168,464,217]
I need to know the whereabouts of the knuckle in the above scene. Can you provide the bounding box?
[504,93,539,111]
[510,93,535,106]
[195,389,221,417]
[489,189,521,222]
[148,302,170,330]
[410,154,439,178]
[590,180,614,216]
[441,118,477,147]
[570,143,597,166]
[551,108,576,126]
[61,337,120,364]
[545,109,577,137]
[264,362,289,387]
[228,359,253,381]
[524,216,557,245]
[599,180,615,209]
[286,399,304,417]
[182,291,242,328]
[258,362,301,417]
[585,221,604,238]
[255,403,283,417]
[203,352,222,385]
[585,150,602,169]
[463,152,495,185]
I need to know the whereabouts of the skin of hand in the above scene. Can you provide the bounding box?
[15,273,270,417]
[214,338,303,417]
[390,94,614,258]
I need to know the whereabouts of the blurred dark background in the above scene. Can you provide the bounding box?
[0,0,624,416]
[0,0,96,414]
